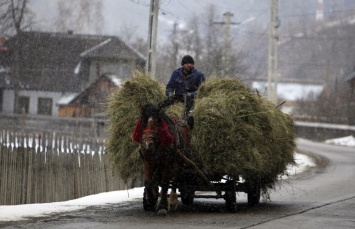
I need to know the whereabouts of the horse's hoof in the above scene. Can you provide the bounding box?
[158,209,168,216]
[169,204,178,212]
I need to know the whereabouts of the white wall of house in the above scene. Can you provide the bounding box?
[2,89,15,113]
[2,89,65,117]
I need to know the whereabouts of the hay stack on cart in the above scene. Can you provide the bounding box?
[107,73,295,190]
[192,77,295,189]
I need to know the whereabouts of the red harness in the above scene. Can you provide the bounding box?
[132,119,174,146]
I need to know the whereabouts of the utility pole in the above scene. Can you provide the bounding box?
[145,0,160,78]
[214,13,255,77]
[267,0,279,105]
[214,12,235,77]
[172,22,179,67]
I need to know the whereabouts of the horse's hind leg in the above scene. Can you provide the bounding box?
[168,186,178,212]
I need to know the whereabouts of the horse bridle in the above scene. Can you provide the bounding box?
[142,129,158,140]
[141,117,159,150]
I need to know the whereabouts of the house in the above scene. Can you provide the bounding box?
[251,80,325,115]
[0,31,145,117]
[57,74,121,118]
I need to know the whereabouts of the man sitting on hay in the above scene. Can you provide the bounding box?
[160,55,205,128]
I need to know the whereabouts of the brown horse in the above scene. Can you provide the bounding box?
[132,103,192,215]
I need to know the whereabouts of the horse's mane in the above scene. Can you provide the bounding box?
[141,103,174,128]
[141,103,158,124]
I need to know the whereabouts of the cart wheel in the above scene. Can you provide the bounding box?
[143,186,158,211]
[225,189,237,213]
[180,189,195,205]
[247,181,261,206]
[225,180,237,213]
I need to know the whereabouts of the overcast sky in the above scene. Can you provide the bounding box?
[28,0,355,42]
[29,0,267,40]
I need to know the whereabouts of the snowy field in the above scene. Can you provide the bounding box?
[0,136,354,222]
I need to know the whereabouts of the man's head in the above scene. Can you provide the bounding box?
[181,55,194,73]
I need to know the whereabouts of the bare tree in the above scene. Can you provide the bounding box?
[155,3,251,82]
[0,0,33,36]
[118,24,147,57]
[0,0,33,113]
[55,0,104,34]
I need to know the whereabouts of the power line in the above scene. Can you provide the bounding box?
[280,35,355,40]
[279,60,355,68]
[280,8,355,18]
[128,0,150,7]
[176,0,194,15]
[192,0,269,13]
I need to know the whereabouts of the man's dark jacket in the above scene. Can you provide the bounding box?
[165,67,205,98]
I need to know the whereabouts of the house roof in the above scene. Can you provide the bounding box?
[1,31,145,92]
[80,38,146,60]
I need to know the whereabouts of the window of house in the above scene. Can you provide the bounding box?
[15,96,30,114]
[38,97,52,115]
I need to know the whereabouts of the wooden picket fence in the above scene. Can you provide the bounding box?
[0,130,141,205]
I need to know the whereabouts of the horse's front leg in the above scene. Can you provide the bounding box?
[143,156,158,211]
[157,185,169,216]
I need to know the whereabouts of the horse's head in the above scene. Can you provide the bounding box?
[133,103,175,151]
[132,103,175,151]
[140,103,161,151]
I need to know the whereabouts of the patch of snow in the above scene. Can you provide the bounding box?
[56,93,79,105]
[107,75,122,86]
[324,135,355,147]
[74,61,81,74]
[0,187,144,222]
[80,38,112,57]
[285,153,316,178]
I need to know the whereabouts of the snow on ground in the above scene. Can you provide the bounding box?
[285,153,316,177]
[1,136,353,222]
[324,135,355,147]
[0,187,144,222]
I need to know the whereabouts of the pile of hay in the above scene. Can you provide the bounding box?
[107,73,295,187]
[192,77,295,187]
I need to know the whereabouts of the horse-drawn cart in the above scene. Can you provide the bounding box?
[135,103,267,215]
[108,74,295,216]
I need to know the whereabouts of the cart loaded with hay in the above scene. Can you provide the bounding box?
[107,71,296,214]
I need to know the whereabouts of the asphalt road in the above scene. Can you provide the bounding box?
[1,138,354,229]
